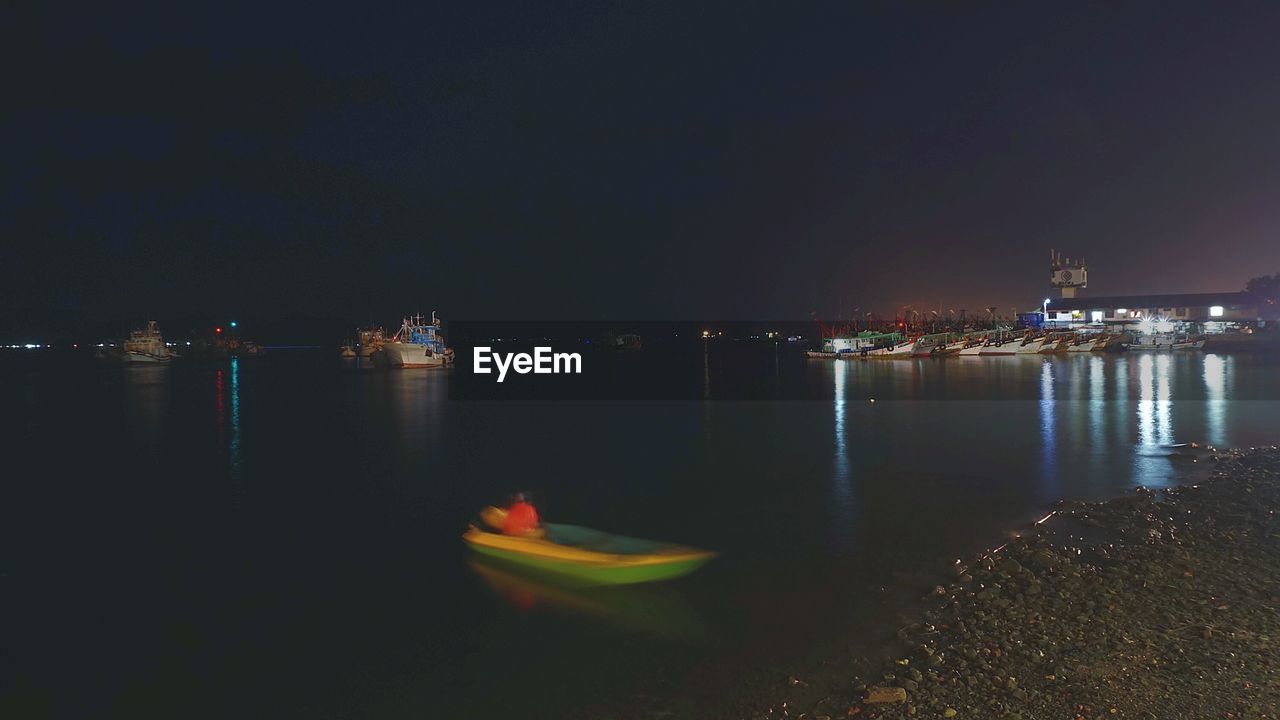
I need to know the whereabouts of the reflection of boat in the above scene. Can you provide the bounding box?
[464,513,715,585]
[467,557,707,640]
[380,312,453,368]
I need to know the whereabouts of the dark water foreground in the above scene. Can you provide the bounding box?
[793,446,1280,720]
[2,348,1279,718]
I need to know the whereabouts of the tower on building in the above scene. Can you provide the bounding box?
[1050,249,1088,298]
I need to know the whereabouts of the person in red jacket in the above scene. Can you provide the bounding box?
[502,492,540,536]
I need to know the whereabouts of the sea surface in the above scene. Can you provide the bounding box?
[4,347,1279,718]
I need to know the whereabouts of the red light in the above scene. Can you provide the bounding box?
[215,327,222,333]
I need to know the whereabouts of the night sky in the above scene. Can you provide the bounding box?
[6,1,1280,324]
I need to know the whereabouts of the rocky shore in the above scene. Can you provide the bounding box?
[773,446,1280,720]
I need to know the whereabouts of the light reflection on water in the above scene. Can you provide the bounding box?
[1134,354,1175,485]
[832,360,849,493]
[1088,355,1105,479]
[1039,360,1057,493]
[806,352,1278,506]
[229,357,242,484]
[1204,353,1226,447]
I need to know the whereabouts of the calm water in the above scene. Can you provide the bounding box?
[4,348,1279,718]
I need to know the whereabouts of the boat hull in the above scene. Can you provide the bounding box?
[121,352,171,364]
[1130,340,1205,351]
[381,341,447,368]
[463,524,715,586]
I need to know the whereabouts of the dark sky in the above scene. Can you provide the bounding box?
[5,1,1280,322]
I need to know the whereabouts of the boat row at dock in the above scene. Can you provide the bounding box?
[805,328,1205,359]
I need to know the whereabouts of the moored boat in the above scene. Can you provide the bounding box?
[978,335,1025,355]
[806,331,904,358]
[115,321,173,364]
[1038,332,1072,353]
[355,326,387,359]
[1066,333,1103,352]
[1129,333,1205,351]
[1016,334,1049,354]
[380,312,454,368]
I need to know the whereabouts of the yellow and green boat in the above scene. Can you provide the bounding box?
[463,510,716,586]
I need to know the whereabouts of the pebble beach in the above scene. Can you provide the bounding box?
[766,446,1280,720]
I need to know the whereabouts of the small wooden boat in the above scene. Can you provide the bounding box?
[464,508,716,585]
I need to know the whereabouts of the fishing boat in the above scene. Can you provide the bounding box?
[1095,333,1126,352]
[1015,333,1050,354]
[1128,333,1205,351]
[978,332,1026,356]
[806,331,904,358]
[941,331,991,356]
[1066,333,1102,352]
[116,321,173,364]
[853,333,936,358]
[1039,332,1073,353]
[463,508,716,586]
[380,312,454,368]
[935,334,969,356]
[355,326,387,359]
[962,328,1014,356]
[856,331,947,358]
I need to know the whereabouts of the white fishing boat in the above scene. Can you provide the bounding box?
[961,329,1014,356]
[806,331,904,358]
[1129,333,1205,351]
[119,321,173,364]
[1038,332,1072,354]
[939,331,992,356]
[1066,333,1102,352]
[1016,334,1049,354]
[380,312,454,368]
[865,332,946,358]
[1094,333,1125,352]
[978,334,1026,356]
